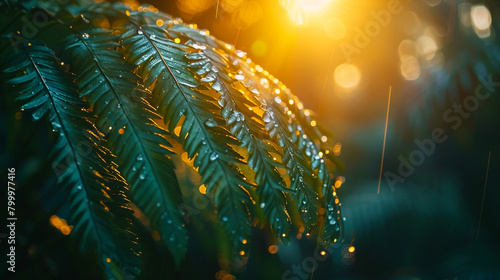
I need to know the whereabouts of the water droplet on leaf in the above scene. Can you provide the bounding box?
[205,118,217,127]
[209,152,219,161]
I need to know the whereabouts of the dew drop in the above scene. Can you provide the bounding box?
[260,78,269,88]
[218,96,226,107]
[137,30,143,35]
[137,154,144,161]
[209,152,219,161]
[156,202,161,207]
[262,112,271,123]
[260,202,266,208]
[212,82,222,92]
[205,118,217,127]
[222,216,228,222]
[201,74,215,82]
[82,33,89,39]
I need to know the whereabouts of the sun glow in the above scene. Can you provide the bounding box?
[297,0,333,12]
[281,0,335,24]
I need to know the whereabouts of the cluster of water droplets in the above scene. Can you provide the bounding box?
[200,72,216,83]
[227,110,245,125]
[209,152,219,161]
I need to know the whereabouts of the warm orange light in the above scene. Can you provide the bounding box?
[239,250,245,256]
[471,5,492,38]
[233,1,263,29]
[334,180,341,188]
[251,40,267,57]
[334,63,361,89]
[400,56,421,81]
[348,246,355,253]
[50,215,63,228]
[324,17,346,40]
[320,250,326,256]
[60,225,71,235]
[176,0,215,16]
[50,215,73,235]
[297,0,332,12]
[106,257,111,263]
[156,19,164,26]
[199,184,207,194]
[333,143,341,156]
[416,35,438,61]
[174,126,182,136]
[242,239,247,244]
[268,245,278,254]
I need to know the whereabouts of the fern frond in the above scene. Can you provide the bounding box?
[119,14,254,252]
[59,23,188,263]
[266,91,344,245]
[222,49,345,242]
[3,41,140,279]
[184,41,293,240]
[165,19,345,238]
[265,102,320,229]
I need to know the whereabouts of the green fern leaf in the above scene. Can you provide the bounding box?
[3,40,140,279]
[59,23,188,263]
[119,15,254,252]
[184,42,293,240]
[221,48,344,242]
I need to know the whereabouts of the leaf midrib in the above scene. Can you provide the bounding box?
[25,47,106,255]
[78,35,176,233]
[135,25,248,234]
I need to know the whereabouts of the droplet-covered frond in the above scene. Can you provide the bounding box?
[3,41,140,278]
[120,6,344,241]
[184,42,293,240]
[59,20,188,263]
[118,11,255,252]
[1,2,345,268]
[166,19,342,238]
[221,48,345,244]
